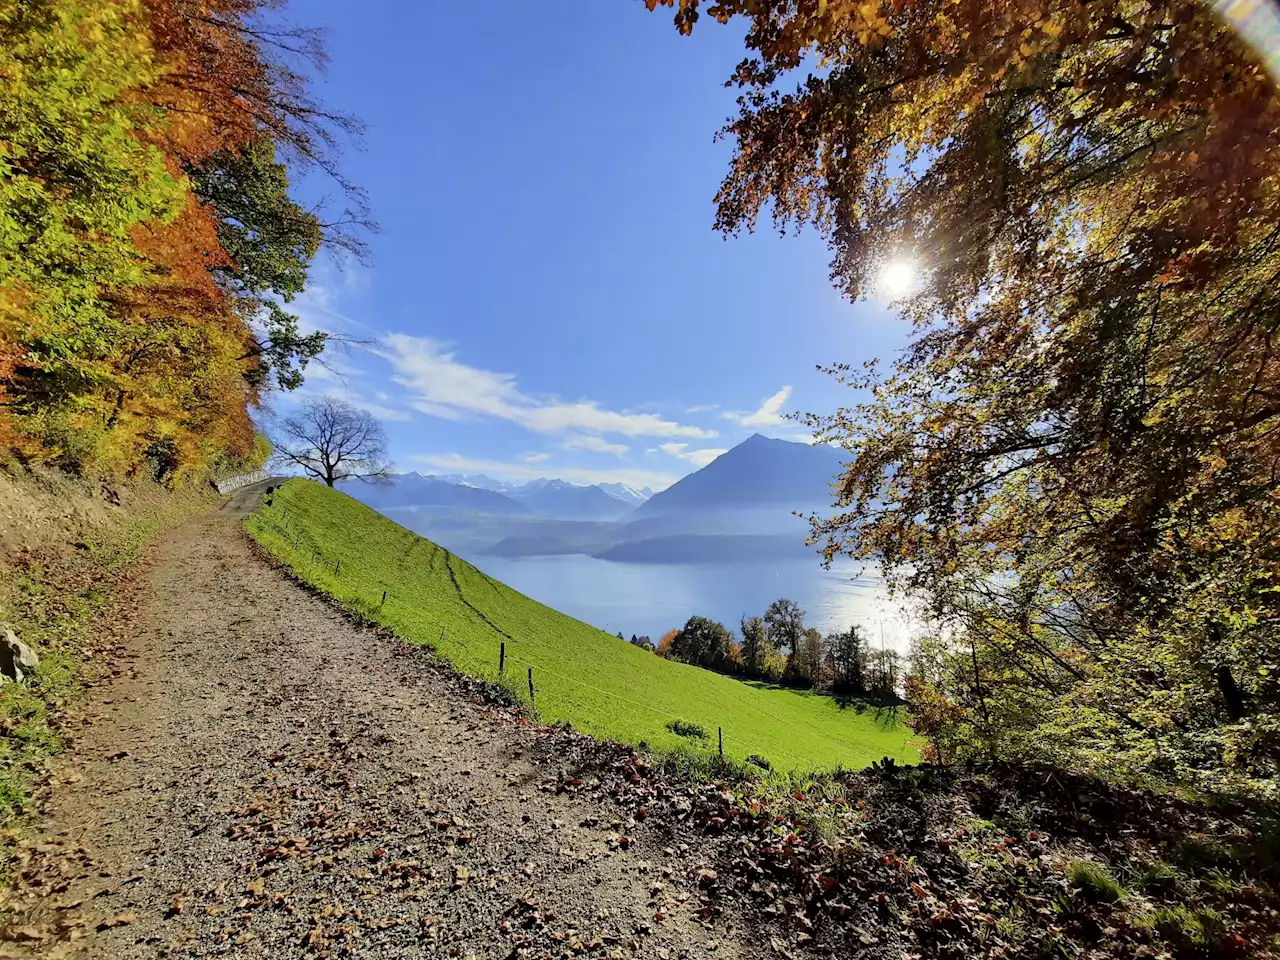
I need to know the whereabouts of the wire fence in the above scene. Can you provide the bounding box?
[252,488,916,769]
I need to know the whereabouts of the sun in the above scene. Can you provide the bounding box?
[878,259,917,299]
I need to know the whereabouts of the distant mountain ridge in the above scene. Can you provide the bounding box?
[351,472,649,521]
[432,473,652,508]
[635,433,846,517]
[342,435,845,562]
[343,473,529,515]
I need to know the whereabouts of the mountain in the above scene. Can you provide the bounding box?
[596,483,652,505]
[424,474,645,520]
[593,533,815,564]
[342,473,528,515]
[635,434,846,517]
[509,479,636,520]
[433,472,518,493]
[344,437,842,561]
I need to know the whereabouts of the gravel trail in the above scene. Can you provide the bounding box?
[3,501,771,959]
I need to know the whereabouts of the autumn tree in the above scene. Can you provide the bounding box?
[649,0,1280,789]
[763,598,804,654]
[1,0,369,482]
[272,397,389,487]
[787,627,826,687]
[669,615,736,671]
[739,615,772,677]
[828,626,867,694]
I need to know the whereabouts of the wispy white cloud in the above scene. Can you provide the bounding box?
[412,452,681,491]
[341,394,413,422]
[655,442,729,468]
[562,435,629,456]
[685,403,720,414]
[383,334,716,440]
[288,265,378,338]
[522,452,552,464]
[723,386,793,428]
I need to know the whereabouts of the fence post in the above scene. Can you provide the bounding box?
[718,727,723,757]
[499,641,506,676]
[381,590,387,607]
[438,625,446,646]
[334,559,340,576]
[527,667,535,705]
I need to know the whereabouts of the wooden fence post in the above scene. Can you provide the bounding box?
[527,667,535,705]
[334,559,340,576]
[718,727,723,757]
[381,590,387,607]
[499,642,506,676]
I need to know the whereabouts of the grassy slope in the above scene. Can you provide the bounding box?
[246,480,918,774]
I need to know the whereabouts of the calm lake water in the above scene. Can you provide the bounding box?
[471,554,915,655]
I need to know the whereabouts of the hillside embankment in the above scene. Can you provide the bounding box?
[0,466,224,869]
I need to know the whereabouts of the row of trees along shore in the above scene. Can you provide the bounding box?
[0,0,369,484]
[624,599,901,698]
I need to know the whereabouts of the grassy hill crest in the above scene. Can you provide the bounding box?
[245,480,917,774]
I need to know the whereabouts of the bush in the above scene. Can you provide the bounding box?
[746,754,772,771]
[666,719,709,741]
[1066,860,1124,903]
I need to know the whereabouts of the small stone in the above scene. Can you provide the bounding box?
[0,627,38,682]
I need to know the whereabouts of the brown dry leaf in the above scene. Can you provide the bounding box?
[96,911,137,931]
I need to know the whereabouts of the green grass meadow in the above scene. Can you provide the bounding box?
[245,481,919,774]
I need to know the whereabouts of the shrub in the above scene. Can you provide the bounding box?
[746,754,772,771]
[666,719,709,741]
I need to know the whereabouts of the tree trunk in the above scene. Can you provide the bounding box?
[1215,665,1247,721]
[1209,623,1247,721]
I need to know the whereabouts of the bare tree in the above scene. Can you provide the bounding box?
[272,397,390,487]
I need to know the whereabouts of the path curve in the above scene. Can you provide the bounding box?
[3,505,770,959]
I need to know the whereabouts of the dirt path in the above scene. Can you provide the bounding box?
[3,501,771,959]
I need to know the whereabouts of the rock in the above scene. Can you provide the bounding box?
[1,626,39,682]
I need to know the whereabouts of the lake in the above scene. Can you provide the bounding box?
[470,553,916,655]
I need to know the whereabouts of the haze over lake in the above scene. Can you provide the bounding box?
[470,553,914,654]
[344,436,919,652]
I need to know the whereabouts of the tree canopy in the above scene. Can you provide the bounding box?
[0,0,368,482]
[651,0,1280,791]
[669,615,736,671]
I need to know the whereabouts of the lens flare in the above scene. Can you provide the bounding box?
[879,260,917,299]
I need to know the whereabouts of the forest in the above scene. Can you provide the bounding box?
[0,0,363,484]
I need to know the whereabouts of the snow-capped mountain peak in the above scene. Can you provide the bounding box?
[597,482,652,504]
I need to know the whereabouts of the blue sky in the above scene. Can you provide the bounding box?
[275,0,908,491]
